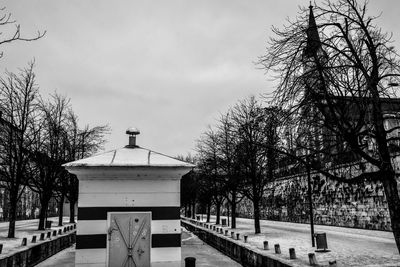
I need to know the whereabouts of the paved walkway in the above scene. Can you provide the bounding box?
[36,227,242,266]
[199,215,400,267]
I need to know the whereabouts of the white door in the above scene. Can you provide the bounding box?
[108,212,151,267]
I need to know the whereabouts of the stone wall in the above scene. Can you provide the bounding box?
[237,173,396,231]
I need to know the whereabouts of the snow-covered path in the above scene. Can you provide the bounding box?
[201,215,399,266]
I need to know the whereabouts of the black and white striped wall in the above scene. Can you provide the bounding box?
[71,169,184,267]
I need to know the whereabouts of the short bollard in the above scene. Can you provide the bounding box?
[244,235,248,243]
[46,232,51,239]
[225,230,228,236]
[53,230,57,236]
[0,244,3,254]
[236,233,240,240]
[274,244,281,254]
[58,229,62,235]
[40,233,45,240]
[63,227,66,233]
[263,241,269,250]
[21,237,27,246]
[185,257,196,267]
[329,260,337,267]
[31,235,37,243]
[289,248,296,259]
[220,228,223,234]
[231,232,234,238]
[308,253,317,266]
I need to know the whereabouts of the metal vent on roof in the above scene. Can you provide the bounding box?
[126,127,140,147]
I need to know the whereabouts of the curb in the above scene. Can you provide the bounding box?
[0,230,76,267]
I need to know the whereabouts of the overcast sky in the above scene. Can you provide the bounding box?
[1,0,399,157]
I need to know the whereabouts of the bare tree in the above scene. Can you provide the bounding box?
[0,7,45,59]
[216,111,244,228]
[260,0,400,252]
[28,93,70,230]
[64,115,109,223]
[0,62,39,237]
[231,96,278,234]
[196,127,226,224]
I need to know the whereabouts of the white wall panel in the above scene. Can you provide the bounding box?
[151,261,181,267]
[79,179,179,194]
[78,192,180,207]
[77,219,181,235]
[150,247,181,263]
[75,248,106,264]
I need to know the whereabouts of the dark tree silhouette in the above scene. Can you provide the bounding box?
[0,62,39,237]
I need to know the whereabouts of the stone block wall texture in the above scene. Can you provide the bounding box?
[181,218,293,267]
[0,231,76,267]
[237,173,398,231]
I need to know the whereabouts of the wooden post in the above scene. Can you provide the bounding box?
[308,253,317,266]
[40,233,45,240]
[263,241,269,250]
[289,248,296,259]
[184,257,196,267]
[21,238,27,246]
[274,244,281,254]
[31,235,37,243]
[329,260,337,267]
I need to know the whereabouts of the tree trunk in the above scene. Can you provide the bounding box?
[69,200,76,223]
[191,201,196,219]
[382,174,400,253]
[188,203,192,218]
[58,194,64,226]
[227,201,230,226]
[253,195,261,234]
[231,192,237,229]
[216,201,221,224]
[38,197,50,230]
[7,189,18,238]
[206,202,211,223]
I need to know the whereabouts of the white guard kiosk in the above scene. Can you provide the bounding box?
[63,128,194,267]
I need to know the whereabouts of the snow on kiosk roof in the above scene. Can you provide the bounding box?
[62,146,195,168]
[63,128,195,169]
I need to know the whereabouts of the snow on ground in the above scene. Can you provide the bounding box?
[0,217,75,259]
[198,215,400,267]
